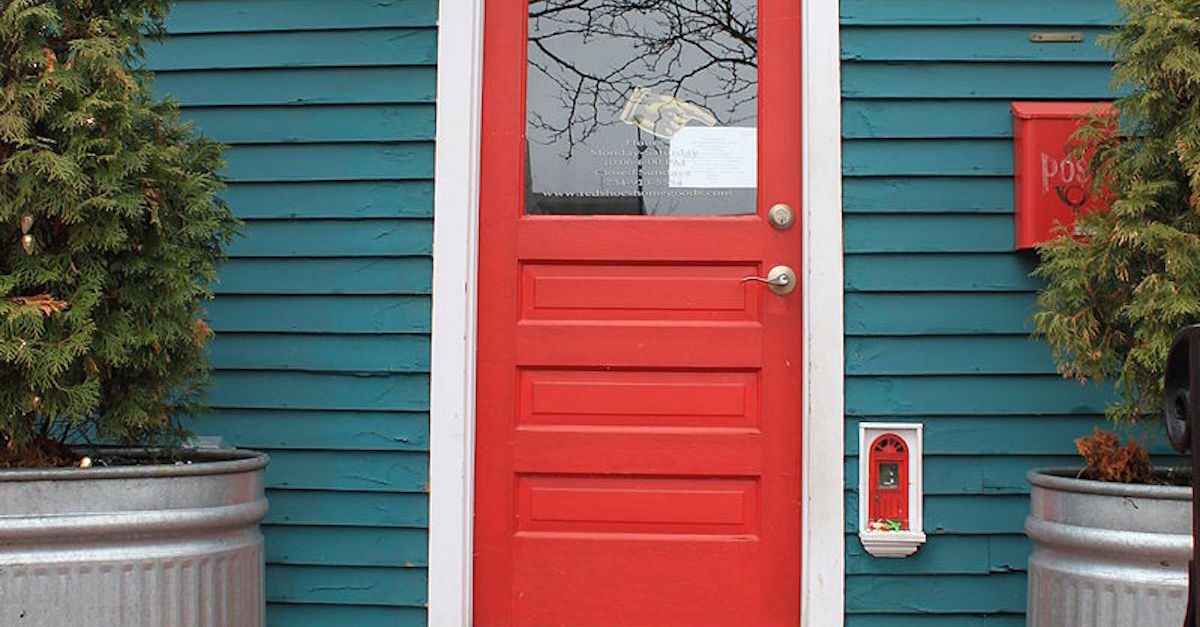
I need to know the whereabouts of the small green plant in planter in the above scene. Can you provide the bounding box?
[1026,2,1199,623]
[0,0,237,467]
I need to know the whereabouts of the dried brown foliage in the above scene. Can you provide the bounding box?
[1075,427,1153,484]
[8,293,68,316]
[193,318,212,348]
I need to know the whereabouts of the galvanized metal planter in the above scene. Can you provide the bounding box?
[0,449,269,627]
[1027,468,1191,627]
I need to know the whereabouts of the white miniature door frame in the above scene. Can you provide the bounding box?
[858,423,927,558]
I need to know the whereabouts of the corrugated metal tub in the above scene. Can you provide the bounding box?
[0,449,269,627]
[1026,468,1190,627]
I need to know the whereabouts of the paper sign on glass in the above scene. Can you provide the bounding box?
[669,127,757,189]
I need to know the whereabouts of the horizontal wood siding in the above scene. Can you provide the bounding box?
[155,2,436,625]
[841,1,1137,623]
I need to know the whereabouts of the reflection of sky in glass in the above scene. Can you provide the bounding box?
[525,1,758,215]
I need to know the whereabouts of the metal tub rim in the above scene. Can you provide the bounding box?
[1027,466,1191,501]
[0,447,269,483]
[1025,517,1191,560]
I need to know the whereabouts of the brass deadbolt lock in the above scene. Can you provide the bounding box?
[768,203,795,231]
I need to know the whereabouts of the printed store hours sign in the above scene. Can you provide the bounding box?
[669,127,757,189]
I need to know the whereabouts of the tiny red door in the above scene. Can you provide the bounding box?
[475,1,802,625]
[868,434,910,529]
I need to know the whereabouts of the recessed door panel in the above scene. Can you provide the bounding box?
[521,263,761,320]
[517,475,760,533]
[511,536,762,627]
[520,369,760,429]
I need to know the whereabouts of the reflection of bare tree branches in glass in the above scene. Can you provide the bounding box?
[527,0,758,158]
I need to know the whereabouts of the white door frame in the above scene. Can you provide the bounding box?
[428,0,844,624]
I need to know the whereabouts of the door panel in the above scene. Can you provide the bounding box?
[475,0,802,625]
[519,369,760,428]
[520,263,761,320]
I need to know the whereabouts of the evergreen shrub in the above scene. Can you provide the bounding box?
[1035,0,1200,425]
[0,1,235,466]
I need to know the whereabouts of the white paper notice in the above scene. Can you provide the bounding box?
[669,127,757,189]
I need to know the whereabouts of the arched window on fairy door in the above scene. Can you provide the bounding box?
[868,434,909,530]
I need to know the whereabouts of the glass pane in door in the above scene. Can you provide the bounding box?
[525,1,758,216]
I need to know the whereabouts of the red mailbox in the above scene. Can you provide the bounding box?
[1011,101,1113,250]
[868,433,909,529]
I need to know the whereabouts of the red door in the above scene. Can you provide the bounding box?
[475,1,802,625]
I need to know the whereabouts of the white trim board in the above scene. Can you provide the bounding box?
[800,0,845,621]
[427,0,484,625]
[428,1,845,624]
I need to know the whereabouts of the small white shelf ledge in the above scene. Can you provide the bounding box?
[858,530,927,558]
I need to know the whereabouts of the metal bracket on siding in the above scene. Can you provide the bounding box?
[1029,32,1086,43]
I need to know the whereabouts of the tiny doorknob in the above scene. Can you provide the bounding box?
[742,265,798,296]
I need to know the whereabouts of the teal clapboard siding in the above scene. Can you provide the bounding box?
[841,0,1135,623]
[153,2,437,625]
